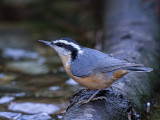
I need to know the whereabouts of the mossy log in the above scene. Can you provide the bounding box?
[63,0,160,119]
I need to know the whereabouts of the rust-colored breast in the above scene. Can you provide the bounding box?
[61,56,129,89]
[65,65,111,89]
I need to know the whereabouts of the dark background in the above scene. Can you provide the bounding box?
[0,0,159,119]
[0,0,106,50]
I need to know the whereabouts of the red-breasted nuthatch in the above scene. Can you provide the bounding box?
[39,37,153,102]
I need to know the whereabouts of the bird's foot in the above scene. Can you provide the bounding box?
[77,89,107,105]
[77,99,91,104]
[77,96,107,105]
[92,96,108,101]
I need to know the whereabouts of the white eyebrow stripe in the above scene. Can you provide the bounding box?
[54,40,83,54]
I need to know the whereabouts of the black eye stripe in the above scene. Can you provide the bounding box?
[55,43,75,50]
[55,43,64,47]
[54,42,78,61]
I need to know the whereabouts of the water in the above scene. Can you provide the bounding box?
[0,36,79,119]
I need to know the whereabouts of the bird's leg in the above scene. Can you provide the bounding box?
[78,89,101,104]
[87,89,101,102]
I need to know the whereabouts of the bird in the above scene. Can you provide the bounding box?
[39,37,153,103]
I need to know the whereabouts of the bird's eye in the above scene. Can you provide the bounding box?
[57,43,63,47]
[55,43,63,47]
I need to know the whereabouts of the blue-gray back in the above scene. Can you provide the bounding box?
[70,48,141,77]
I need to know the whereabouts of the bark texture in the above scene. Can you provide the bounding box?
[63,0,160,119]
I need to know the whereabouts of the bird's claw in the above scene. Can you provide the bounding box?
[77,96,107,105]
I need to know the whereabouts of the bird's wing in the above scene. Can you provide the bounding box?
[93,54,143,73]
[70,48,143,77]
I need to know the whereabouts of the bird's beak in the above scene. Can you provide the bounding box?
[38,40,52,46]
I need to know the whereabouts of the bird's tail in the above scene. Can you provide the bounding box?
[127,66,153,72]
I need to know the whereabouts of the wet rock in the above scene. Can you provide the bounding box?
[9,102,60,114]
[66,78,78,85]
[0,28,32,50]
[20,113,53,120]
[0,85,27,93]
[53,66,65,73]
[0,112,22,120]
[45,55,62,67]
[0,96,15,104]
[2,48,39,60]
[35,88,72,98]
[57,114,63,119]
[0,73,17,83]
[0,92,27,100]
[0,73,5,79]
[6,60,49,75]
[0,112,52,120]
[17,74,67,91]
[12,92,26,97]
[65,78,80,91]
[49,86,60,91]
[0,104,6,111]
